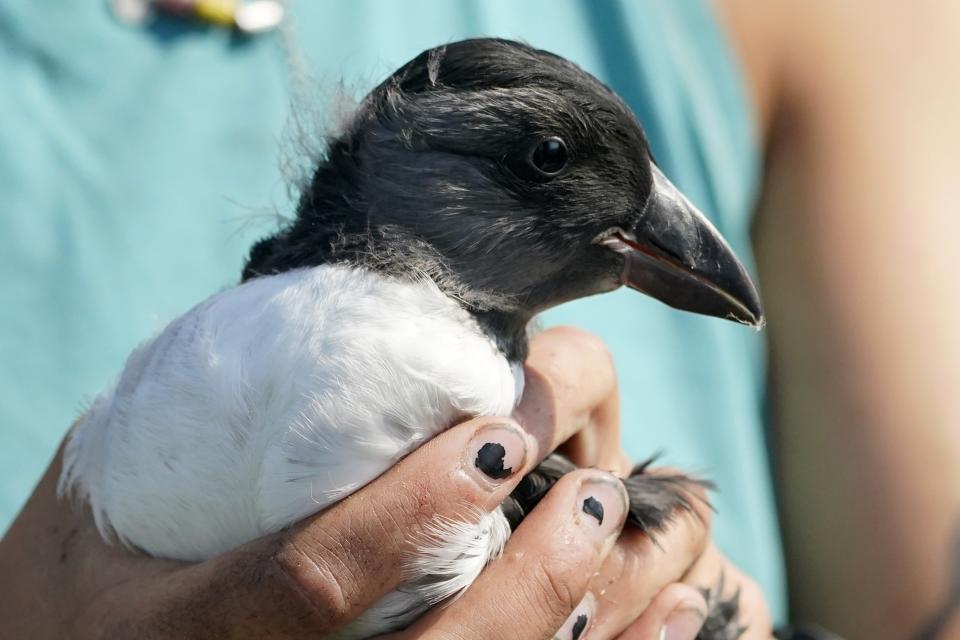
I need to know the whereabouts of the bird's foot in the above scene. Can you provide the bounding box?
[695,572,747,640]
[504,457,751,639]
[621,458,713,540]
[622,467,746,640]
[502,454,713,537]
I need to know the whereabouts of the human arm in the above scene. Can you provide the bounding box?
[719,0,960,635]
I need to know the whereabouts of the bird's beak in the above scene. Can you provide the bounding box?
[599,165,764,327]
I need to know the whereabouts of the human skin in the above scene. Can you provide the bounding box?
[0,328,770,639]
[716,0,960,636]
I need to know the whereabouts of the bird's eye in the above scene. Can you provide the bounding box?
[529,137,568,176]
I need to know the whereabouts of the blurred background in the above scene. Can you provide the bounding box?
[2,2,958,637]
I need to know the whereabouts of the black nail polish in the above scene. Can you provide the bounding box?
[571,613,588,640]
[475,442,512,479]
[582,496,604,525]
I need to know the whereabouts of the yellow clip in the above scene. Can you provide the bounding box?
[109,0,283,33]
[193,0,237,27]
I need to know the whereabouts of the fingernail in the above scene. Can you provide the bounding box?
[464,422,528,487]
[556,593,595,640]
[660,603,707,640]
[575,472,628,543]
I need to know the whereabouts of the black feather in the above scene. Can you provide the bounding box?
[622,461,713,537]
[505,453,710,539]
[501,452,576,529]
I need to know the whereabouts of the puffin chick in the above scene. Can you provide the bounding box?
[61,38,765,640]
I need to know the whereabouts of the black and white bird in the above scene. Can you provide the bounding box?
[60,39,764,639]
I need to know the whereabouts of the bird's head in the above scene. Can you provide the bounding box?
[244,39,763,356]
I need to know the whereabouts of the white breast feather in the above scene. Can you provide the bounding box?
[59,265,521,562]
[334,508,513,640]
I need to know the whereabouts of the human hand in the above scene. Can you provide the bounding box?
[0,328,768,639]
[518,329,773,639]
[387,470,776,640]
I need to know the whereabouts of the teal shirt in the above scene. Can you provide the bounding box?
[0,0,785,621]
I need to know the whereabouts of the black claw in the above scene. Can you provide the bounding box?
[696,573,748,640]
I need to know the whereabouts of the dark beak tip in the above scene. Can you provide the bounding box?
[625,163,768,331]
[731,279,766,330]
[751,302,767,330]
[722,303,765,331]
[741,311,766,331]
